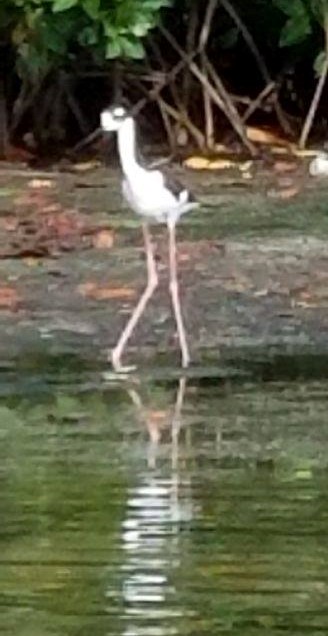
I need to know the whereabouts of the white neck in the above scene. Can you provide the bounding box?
[117,117,140,178]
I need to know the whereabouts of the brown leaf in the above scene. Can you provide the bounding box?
[5,144,34,162]
[28,179,54,189]
[92,229,114,250]
[208,159,235,170]
[0,286,20,310]
[44,211,86,237]
[246,126,291,147]
[273,161,298,173]
[183,156,210,170]
[77,282,136,301]
[148,409,168,423]
[73,161,101,172]
[0,216,19,232]
[267,186,299,199]
[41,203,63,214]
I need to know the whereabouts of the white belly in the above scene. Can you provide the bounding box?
[122,173,194,222]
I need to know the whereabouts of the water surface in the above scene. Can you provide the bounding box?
[1,367,328,636]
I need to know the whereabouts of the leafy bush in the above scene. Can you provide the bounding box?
[0,0,172,80]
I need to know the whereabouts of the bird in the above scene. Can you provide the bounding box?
[100,104,198,372]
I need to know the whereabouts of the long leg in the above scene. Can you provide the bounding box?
[167,220,190,368]
[111,223,158,372]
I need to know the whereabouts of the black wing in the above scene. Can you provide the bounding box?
[162,171,196,203]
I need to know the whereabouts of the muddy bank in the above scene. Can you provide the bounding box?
[0,161,327,379]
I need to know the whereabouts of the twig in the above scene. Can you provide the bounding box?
[10,81,40,133]
[220,0,270,83]
[199,0,219,149]
[70,127,102,154]
[242,81,275,122]
[201,53,215,148]
[157,96,177,152]
[71,48,203,154]
[183,2,199,110]
[0,77,8,158]
[199,0,219,49]
[157,98,205,149]
[161,25,256,154]
[203,55,253,149]
[219,0,293,136]
[132,74,205,149]
[299,11,328,148]
[147,38,185,126]
[61,74,90,136]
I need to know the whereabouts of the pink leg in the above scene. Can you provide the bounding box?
[111,223,158,372]
[167,220,190,368]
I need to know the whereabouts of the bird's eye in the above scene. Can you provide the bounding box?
[113,106,126,118]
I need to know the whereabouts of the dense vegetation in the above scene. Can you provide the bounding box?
[1,0,328,155]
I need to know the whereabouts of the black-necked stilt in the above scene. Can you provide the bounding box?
[101,105,198,372]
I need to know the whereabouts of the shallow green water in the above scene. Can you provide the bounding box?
[1,366,328,636]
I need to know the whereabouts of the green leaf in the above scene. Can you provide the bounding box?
[312,0,328,21]
[130,20,153,37]
[279,17,311,46]
[78,25,98,46]
[52,0,78,13]
[218,26,239,49]
[274,0,300,17]
[105,38,121,59]
[279,10,312,46]
[82,0,100,20]
[120,36,144,59]
[314,49,327,76]
[103,21,117,38]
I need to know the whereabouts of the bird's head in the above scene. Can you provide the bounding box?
[100,105,129,132]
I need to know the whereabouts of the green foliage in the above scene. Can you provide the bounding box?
[274,0,313,46]
[273,0,328,77]
[0,0,172,81]
[273,0,328,47]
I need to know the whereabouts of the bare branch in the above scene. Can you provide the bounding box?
[299,11,328,148]
[220,0,293,136]
[160,25,257,154]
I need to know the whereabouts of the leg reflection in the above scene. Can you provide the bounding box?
[127,376,187,469]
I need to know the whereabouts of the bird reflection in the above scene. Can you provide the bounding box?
[127,376,186,469]
[119,376,195,636]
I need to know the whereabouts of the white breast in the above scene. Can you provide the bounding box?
[122,168,193,222]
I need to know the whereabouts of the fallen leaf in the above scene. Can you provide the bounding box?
[28,179,54,189]
[293,299,319,308]
[271,146,289,155]
[291,147,318,157]
[73,161,101,172]
[246,126,291,147]
[92,229,114,250]
[266,186,299,199]
[253,288,269,297]
[77,282,136,300]
[44,210,86,237]
[148,409,168,423]
[183,156,210,170]
[23,257,40,267]
[239,160,253,172]
[0,286,20,310]
[0,216,18,232]
[214,143,232,153]
[273,161,298,173]
[208,159,235,170]
[4,144,34,162]
[41,203,63,214]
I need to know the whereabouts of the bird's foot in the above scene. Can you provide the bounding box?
[181,350,191,369]
[110,349,136,375]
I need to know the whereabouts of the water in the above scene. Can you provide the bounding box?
[1,366,328,636]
